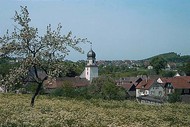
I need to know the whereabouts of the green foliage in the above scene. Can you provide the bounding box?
[0,57,19,77]
[51,81,89,99]
[168,90,182,103]
[99,64,129,75]
[180,55,190,63]
[58,61,85,77]
[25,83,45,94]
[52,81,74,97]
[51,77,126,100]
[147,52,190,63]
[90,76,126,100]
[161,70,176,77]
[25,84,38,93]
[181,62,190,76]
[150,56,167,74]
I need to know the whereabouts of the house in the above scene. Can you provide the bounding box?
[149,81,165,97]
[147,65,153,70]
[136,76,190,104]
[161,76,190,95]
[116,77,143,85]
[137,96,164,105]
[118,82,136,97]
[136,76,190,97]
[174,72,181,77]
[136,79,156,97]
[136,78,166,104]
[116,77,143,97]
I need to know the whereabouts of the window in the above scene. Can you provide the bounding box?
[169,89,172,94]
[159,91,162,96]
[151,91,154,95]
[184,89,189,94]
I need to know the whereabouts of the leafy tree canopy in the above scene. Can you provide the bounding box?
[90,76,126,100]
[181,62,190,76]
[150,56,167,74]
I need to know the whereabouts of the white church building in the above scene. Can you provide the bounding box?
[80,49,98,82]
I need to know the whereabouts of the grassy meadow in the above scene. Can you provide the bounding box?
[0,94,190,127]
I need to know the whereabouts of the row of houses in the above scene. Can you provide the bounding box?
[1,74,190,104]
[116,75,190,104]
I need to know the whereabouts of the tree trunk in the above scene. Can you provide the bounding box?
[30,82,42,107]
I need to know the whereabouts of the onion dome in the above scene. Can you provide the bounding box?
[87,49,96,58]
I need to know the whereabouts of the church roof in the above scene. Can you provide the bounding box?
[87,49,96,58]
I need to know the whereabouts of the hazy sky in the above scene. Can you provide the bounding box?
[1,0,190,61]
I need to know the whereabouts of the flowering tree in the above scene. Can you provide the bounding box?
[0,6,87,107]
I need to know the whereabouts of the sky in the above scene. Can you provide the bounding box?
[0,0,190,61]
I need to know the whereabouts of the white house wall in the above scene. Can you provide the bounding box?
[145,90,149,95]
[85,67,90,81]
[136,89,141,97]
[89,67,98,81]
[149,84,164,97]
[80,70,86,78]
[136,89,150,97]
[84,66,98,81]
[157,78,163,83]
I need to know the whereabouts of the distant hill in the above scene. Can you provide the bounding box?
[144,52,190,63]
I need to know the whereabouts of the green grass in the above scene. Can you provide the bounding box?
[0,93,190,127]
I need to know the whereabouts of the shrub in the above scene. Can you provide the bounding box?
[51,81,75,97]
[51,81,90,99]
[51,77,126,100]
[89,76,126,100]
[168,90,182,103]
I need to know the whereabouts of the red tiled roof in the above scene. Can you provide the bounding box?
[44,77,90,89]
[167,76,190,89]
[119,83,134,90]
[115,77,143,87]
[160,77,169,83]
[180,76,190,81]
[136,76,190,90]
[136,79,155,90]
[161,76,190,89]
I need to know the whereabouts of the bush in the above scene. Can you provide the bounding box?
[161,70,176,77]
[51,77,126,100]
[51,81,75,97]
[51,81,90,99]
[168,90,182,103]
[89,76,126,100]
[25,83,45,94]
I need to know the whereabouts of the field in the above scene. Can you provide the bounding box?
[0,94,190,127]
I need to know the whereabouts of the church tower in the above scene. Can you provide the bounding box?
[80,48,98,82]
